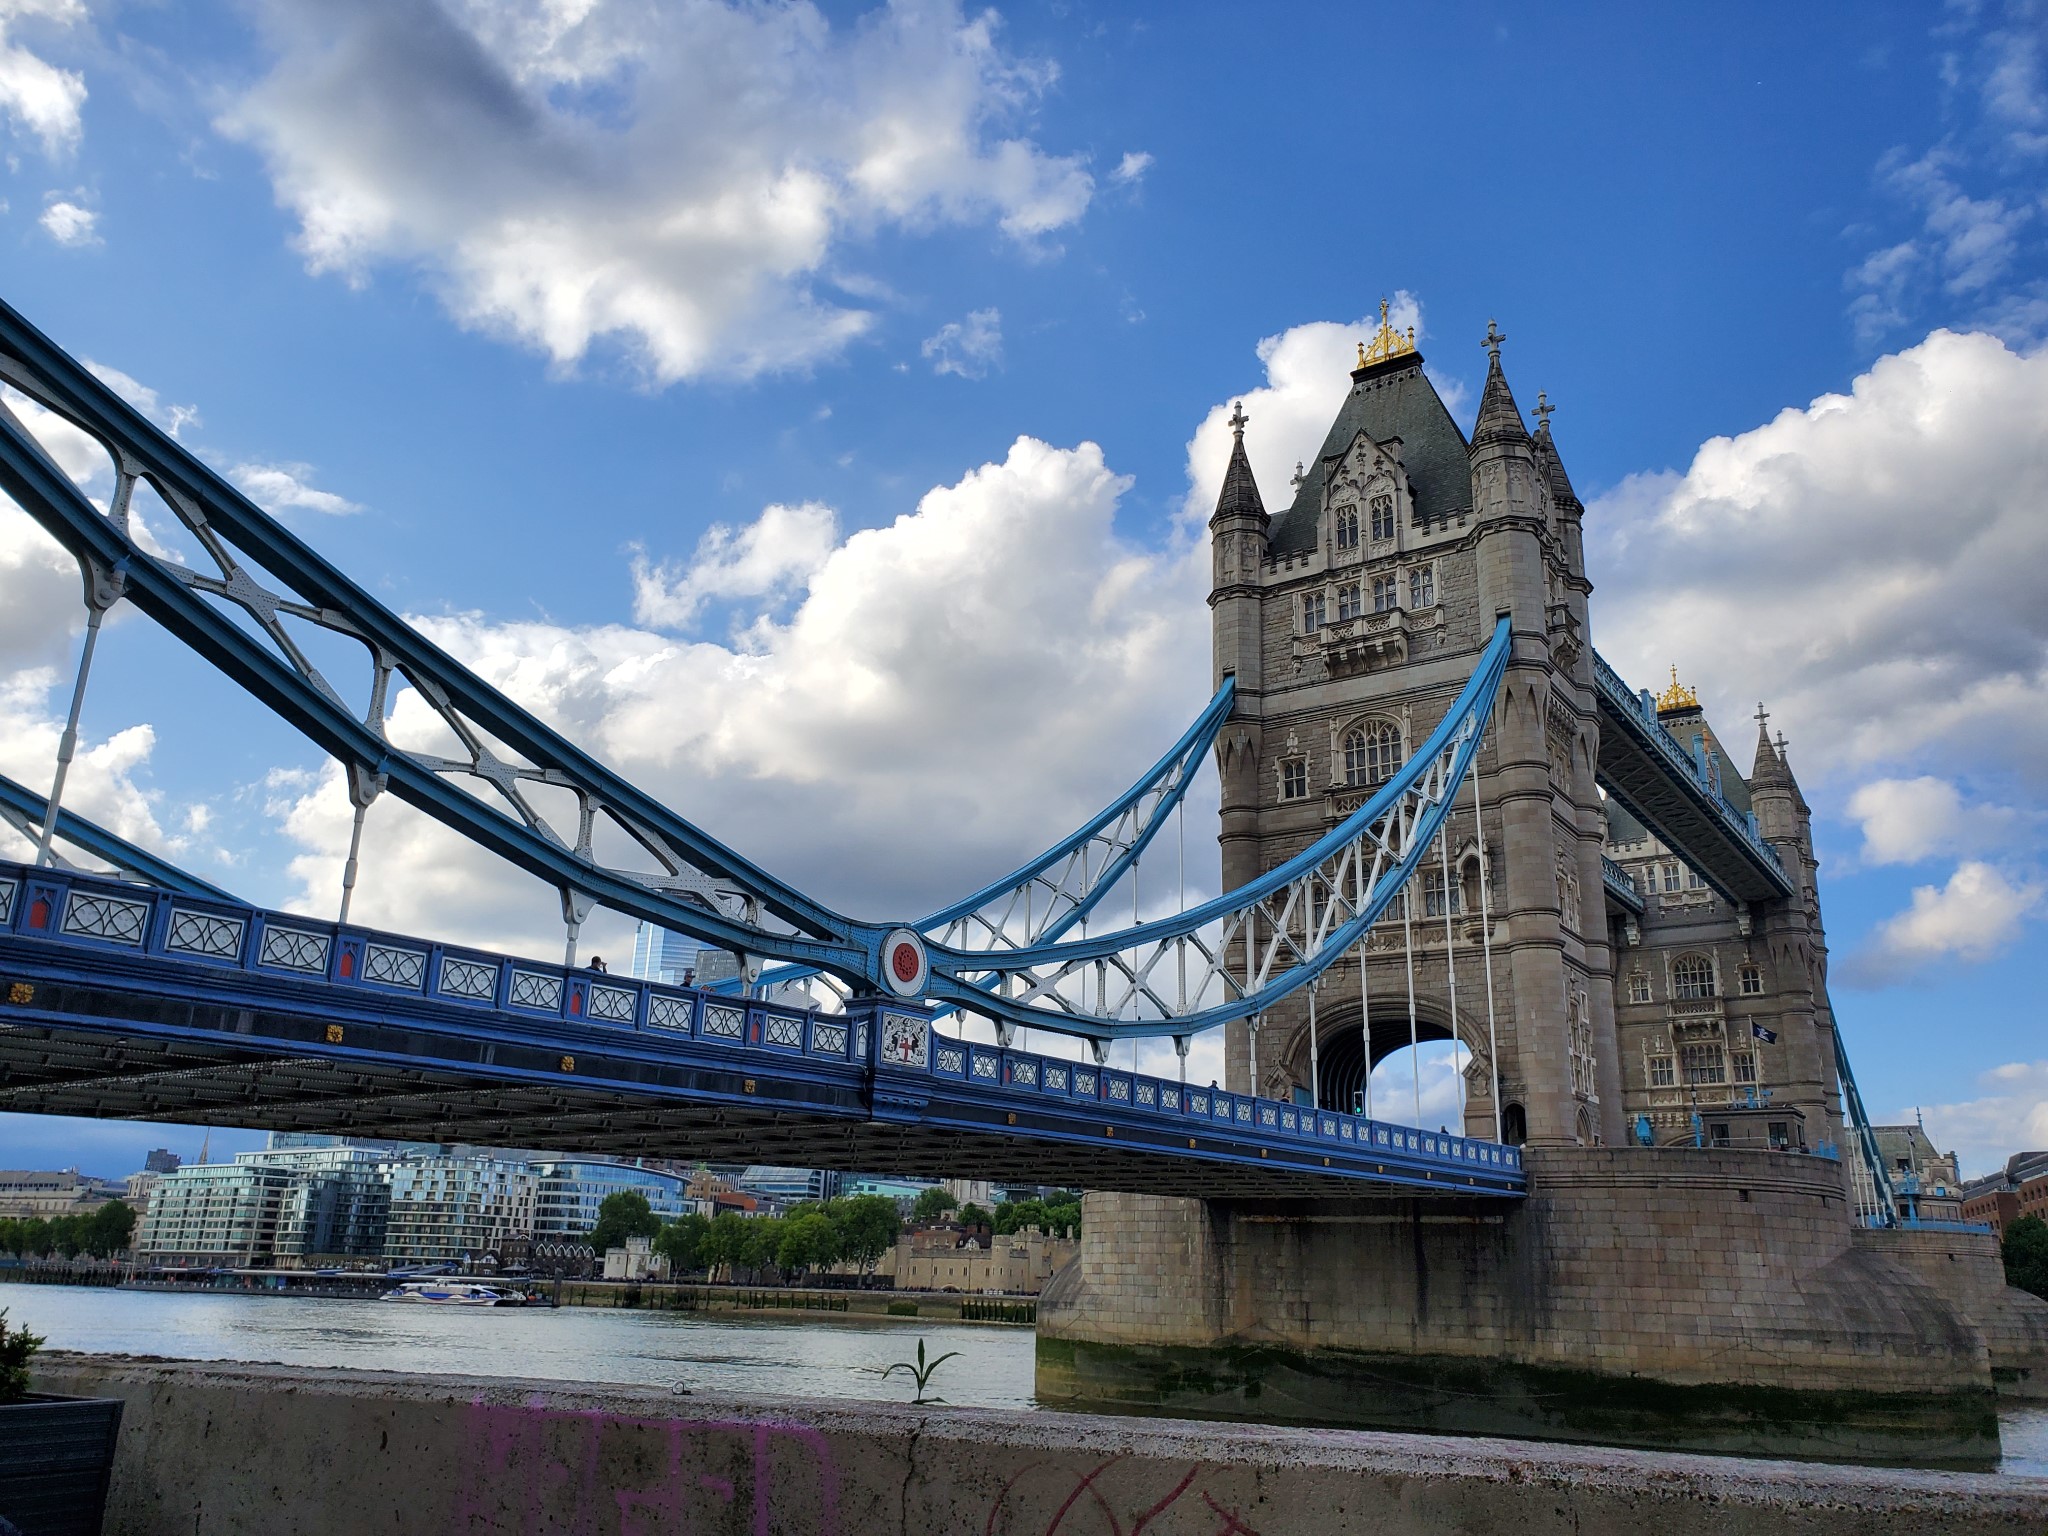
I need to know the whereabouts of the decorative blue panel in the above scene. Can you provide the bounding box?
[811,1019,849,1058]
[166,908,244,961]
[970,1050,999,1082]
[761,1011,804,1049]
[1259,1105,1278,1128]
[1235,1101,1252,1124]
[702,1002,745,1039]
[1136,1082,1157,1108]
[0,876,15,925]
[261,925,331,975]
[509,971,562,1012]
[1010,1057,1039,1087]
[364,943,425,990]
[1161,1085,1180,1112]
[933,1041,967,1078]
[1190,1091,1209,1116]
[61,890,149,946]
[1074,1069,1097,1097]
[647,994,694,1033]
[438,955,497,1001]
[1280,1110,1298,1132]
[1044,1064,1069,1092]
[1106,1075,1131,1104]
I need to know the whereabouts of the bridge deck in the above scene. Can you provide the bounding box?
[1591,652,1796,905]
[0,862,1523,1200]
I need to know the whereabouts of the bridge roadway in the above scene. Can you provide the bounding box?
[0,860,1523,1200]
[1590,652,1797,906]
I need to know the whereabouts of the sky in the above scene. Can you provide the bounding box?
[0,0,2044,1181]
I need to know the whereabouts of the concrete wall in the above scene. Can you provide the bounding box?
[1044,1148,1995,1394]
[1857,1225,2048,1398]
[30,1354,2048,1536]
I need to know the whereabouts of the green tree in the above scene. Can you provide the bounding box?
[18,1219,50,1259]
[911,1186,956,1223]
[0,1218,21,1257]
[700,1212,751,1282]
[586,1191,662,1256]
[957,1202,992,1230]
[775,1210,840,1280]
[48,1214,85,1259]
[85,1201,136,1258]
[653,1213,711,1274]
[2005,1214,2048,1301]
[1042,1200,1082,1240]
[830,1195,900,1279]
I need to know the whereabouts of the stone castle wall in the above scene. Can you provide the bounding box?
[1042,1150,2011,1397]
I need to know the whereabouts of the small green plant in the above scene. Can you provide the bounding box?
[0,1308,45,1405]
[876,1337,959,1405]
[886,1300,919,1317]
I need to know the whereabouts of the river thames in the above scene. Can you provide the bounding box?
[6,1285,2043,1476]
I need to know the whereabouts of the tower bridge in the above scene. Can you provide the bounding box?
[0,293,2041,1461]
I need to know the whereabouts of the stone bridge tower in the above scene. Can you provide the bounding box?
[1210,311,1621,1146]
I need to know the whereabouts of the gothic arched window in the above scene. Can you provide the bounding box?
[1672,954,1716,1000]
[1369,495,1396,542]
[1739,962,1764,995]
[1336,582,1361,621]
[1335,505,1360,551]
[1343,721,1403,787]
[1371,575,1399,612]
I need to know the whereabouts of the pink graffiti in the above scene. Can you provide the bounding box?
[451,1394,841,1536]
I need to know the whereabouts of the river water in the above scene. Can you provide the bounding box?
[5,1286,2043,1476]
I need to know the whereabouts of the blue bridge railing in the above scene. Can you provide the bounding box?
[0,859,1525,1194]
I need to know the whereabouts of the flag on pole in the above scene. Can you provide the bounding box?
[1751,1023,1778,1044]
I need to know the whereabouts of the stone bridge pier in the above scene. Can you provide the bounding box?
[1036,1148,2048,1467]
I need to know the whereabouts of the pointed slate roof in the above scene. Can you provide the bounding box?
[1751,722,1790,789]
[1265,353,1470,556]
[1533,410,1581,511]
[1212,412,1268,523]
[1470,349,1530,450]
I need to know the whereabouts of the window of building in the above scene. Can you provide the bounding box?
[1408,565,1435,608]
[1279,758,1308,801]
[1336,582,1361,621]
[1335,506,1359,551]
[1680,1042,1725,1084]
[1739,963,1763,995]
[1732,1051,1758,1084]
[1371,574,1398,612]
[1628,971,1652,1004]
[1423,868,1463,917]
[1648,1055,1676,1088]
[1343,721,1403,787]
[1661,863,1681,893]
[1685,868,1707,890]
[1302,591,1326,631]
[1370,495,1395,542]
[1672,954,1716,999]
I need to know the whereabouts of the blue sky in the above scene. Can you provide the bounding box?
[0,0,2043,1178]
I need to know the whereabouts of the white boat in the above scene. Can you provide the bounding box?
[377,1279,510,1306]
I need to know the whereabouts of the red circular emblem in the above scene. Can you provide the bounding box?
[891,942,921,984]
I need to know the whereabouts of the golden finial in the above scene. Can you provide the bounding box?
[1655,664,1700,714]
[1356,296,1418,370]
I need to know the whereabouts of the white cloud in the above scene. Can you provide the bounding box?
[1843,861,2044,985]
[269,435,1210,950]
[218,0,1093,383]
[1592,329,2048,792]
[921,306,1002,378]
[37,194,95,247]
[1905,1060,2048,1180]
[86,362,200,438]
[1110,150,1151,185]
[631,500,839,631]
[0,0,85,159]
[1845,775,2029,866]
[227,461,361,516]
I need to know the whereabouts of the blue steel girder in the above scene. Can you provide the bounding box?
[1589,651,1796,906]
[0,295,1508,1044]
[0,858,1526,1199]
[0,770,239,903]
[0,296,899,982]
[724,675,1234,1005]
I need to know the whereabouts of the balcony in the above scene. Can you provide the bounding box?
[1294,605,1443,679]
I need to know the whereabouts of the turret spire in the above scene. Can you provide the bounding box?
[1470,319,1530,448]
[1212,400,1268,523]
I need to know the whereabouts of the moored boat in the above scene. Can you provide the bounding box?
[377,1279,513,1306]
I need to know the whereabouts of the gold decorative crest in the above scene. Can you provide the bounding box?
[1656,665,1700,714]
[1356,297,1417,369]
